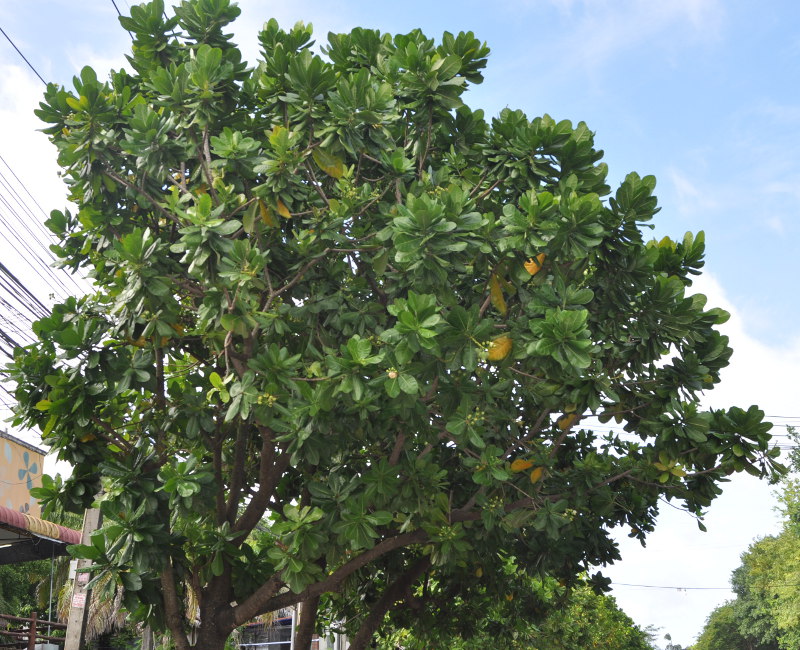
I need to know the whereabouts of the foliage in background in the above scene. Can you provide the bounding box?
[0,561,50,616]
[691,601,778,650]
[691,432,800,650]
[372,572,656,650]
[9,0,783,648]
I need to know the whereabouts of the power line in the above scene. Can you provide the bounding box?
[110,0,134,40]
[613,581,800,591]
[614,582,733,591]
[0,154,88,296]
[0,25,46,85]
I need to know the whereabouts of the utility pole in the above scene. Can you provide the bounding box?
[63,508,102,650]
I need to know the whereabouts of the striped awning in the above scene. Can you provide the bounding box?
[0,504,81,564]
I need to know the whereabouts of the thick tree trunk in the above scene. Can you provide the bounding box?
[194,578,237,650]
[292,595,321,650]
[190,630,231,650]
[347,557,432,650]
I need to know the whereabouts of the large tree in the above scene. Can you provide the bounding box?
[10,0,783,648]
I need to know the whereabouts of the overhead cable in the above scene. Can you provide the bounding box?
[0,25,46,85]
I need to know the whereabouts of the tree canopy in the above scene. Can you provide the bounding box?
[10,0,784,648]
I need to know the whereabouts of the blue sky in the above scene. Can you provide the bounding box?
[1,1,799,646]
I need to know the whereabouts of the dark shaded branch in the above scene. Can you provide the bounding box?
[233,427,289,539]
[292,595,321,650]
[503,407,550,459]
[348,556,432,650]
[161,556,191,650]
[257,529,428,615]
[89,417,134,454]
[225,420,249,524]
[103,169,180,226]
[231,575,282,626]
[388,432,405,466]
[303,160,330,207]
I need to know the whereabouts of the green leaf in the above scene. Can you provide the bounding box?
[398,374,418,394]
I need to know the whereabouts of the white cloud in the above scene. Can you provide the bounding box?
[510,0,726,72]
[66,44,129,80]
[766,216,785,234]
[232,0,358,65]
[667,167,720,216]
[0,62,66,222]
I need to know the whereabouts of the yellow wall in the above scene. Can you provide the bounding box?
[0,432,43,517]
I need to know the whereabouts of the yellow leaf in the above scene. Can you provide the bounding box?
[524,253,546,276]
[529,467,544,484]
[312,148,344,179]
[557,412,578,431]
[475,566,483,578]
[258,199,277,227]
[276,199,291,219]
[489,273,507,315]
[487,335,512,361]
[510,458,534,473]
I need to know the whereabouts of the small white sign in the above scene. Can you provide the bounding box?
[71,592,86,608]
[77,573,89,584]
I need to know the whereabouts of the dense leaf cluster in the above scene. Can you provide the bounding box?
[10,0,783,647]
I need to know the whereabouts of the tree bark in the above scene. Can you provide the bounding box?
[293,595,321,650]
[347,557,432,650]
[237,529,428,618]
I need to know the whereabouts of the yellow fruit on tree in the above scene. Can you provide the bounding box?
[524,253,546,276]
[529,467,544,484]
[487,335,513,361]
[510,458,534,473]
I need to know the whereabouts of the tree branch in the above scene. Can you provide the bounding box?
[225,421,249,524]
[201,126,221,205]
[160,556,191,650]
[233,427,289,540]
[103,168,181,226]
[388,432,405,466]
[303,160,330,207]
[255,529,428,615]
[293,595,321,650]
[348,556,432,650]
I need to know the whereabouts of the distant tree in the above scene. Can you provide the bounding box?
[531,582,655,650]
[368,568,655,650]
[691,601,775,650]
[0,561,49,616]
[10,0,783,648]
[692,471,800,649]
[729,556,781,649]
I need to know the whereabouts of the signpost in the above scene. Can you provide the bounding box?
[63,508,102,650]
